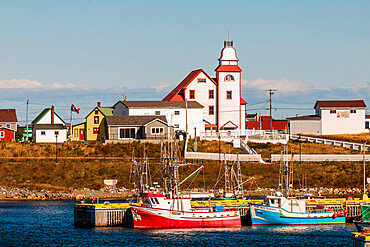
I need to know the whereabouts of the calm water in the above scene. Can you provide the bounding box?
[0,201,356,246]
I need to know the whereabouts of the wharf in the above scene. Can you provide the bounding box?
[351,232,370,247]
[73,197,370,227]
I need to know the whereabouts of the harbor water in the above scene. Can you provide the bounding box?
[0,200,356,246]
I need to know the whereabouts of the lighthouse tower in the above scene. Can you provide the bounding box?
[215,41,245,133]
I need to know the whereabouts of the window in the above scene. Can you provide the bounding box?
[95,110,99,115]
[189,90,195,99]
[351,110,357,113]
[174,111,180,115]
[209,106,214,115]
[94,116,99,124]
[155,111,160,115]
[366,122,369,129]
[54,131,59,136]
[225,75,235,81]
[197,78,206,83]
[0,131,4,138]
[6,123,10,128]
[119,128,135,139]
[227,91,232,99]
[41,131,46,136]
[174,124,179,128]
[209,90,214,99]
[93,128,100,134]
[151,127,164,134]
[330,110,336,114]
[74,129,78,137]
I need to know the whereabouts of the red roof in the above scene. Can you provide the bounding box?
[240,97,247,105]
[205,123,218,129]
[246,120,287,131]
[0,109,17,123]
[314,100,366,109]
[163,69,217,101]
[366,115,370,119]
[215,65,242,72]
[288,115,321,120]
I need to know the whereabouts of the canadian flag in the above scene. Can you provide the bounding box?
[71,104,80,114]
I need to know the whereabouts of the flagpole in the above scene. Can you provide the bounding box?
[70,104,72,141]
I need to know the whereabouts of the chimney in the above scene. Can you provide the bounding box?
[97,102,101,107]
[51,105,55,124]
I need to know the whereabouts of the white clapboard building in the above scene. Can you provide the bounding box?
[112,101,204,138]
[162,41,247,136]
[288,100,367,135]
[32,106,67,143]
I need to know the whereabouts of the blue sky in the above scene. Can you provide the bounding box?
[0,1,369,124]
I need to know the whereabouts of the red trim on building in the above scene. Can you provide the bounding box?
[240,97,247,105]
[205,123,218,129]
[224,74,235,81]
[197,78,206,83]
[163,69,217,101]
[189,90,195,99]
[209,106,214,115]
[215,65,242,72]
[220,120,238,129]
[227,91,232,100]
[209,90,214,99]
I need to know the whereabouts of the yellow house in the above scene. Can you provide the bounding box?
[72,122,86,141]
[86,106,113,141]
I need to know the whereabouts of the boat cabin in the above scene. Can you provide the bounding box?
[264,194,306,213]
[140,193,192,211]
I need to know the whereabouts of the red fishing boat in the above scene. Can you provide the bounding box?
[130,193,241,228]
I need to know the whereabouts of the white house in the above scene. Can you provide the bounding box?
[112,101,204,138]
[32,106,67,143]
[163,41,247,136]
[288,100,367,135]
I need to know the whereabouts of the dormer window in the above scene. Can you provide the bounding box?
[225,75,235,81]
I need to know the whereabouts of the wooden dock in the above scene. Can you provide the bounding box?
[74,202,134,227]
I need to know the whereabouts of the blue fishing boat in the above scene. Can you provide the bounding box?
[249,193,346,225]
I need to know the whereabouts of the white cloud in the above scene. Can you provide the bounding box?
[242,78,310,93]
[151,82,171,92]
[0,79,89,90]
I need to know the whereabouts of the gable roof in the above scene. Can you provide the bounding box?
[86,107,113,118]
[314,100,366,109]
[32,108,65,124]
[0,109,17,123]
[33,124,67,130]
[115,101,203,109]
[163,69,217,101]
[105,115,167,126]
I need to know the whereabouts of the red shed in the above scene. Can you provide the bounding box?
[0,127,15,141]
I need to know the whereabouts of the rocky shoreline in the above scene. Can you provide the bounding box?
[0,186,129,201]
[0,186,365,201]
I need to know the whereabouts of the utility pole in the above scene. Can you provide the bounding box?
[265,89,276,132]
[26,100,29,142]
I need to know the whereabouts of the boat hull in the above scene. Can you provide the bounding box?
[249,203,346,225]
[131,206,241,228]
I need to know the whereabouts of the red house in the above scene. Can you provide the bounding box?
[0,127,15,141]
[0,109,18,141]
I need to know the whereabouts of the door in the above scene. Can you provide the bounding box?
[80,129,85,140]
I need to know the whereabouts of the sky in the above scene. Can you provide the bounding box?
[0,0,369,124]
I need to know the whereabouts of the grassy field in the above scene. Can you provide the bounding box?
[0,140,366,192]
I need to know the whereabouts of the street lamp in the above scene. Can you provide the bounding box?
[55,131,59,163]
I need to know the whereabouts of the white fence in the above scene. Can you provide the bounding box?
[246,130,288,144]
[271,154,370,162]
[185,152,263,162]
[290,135,370,152]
